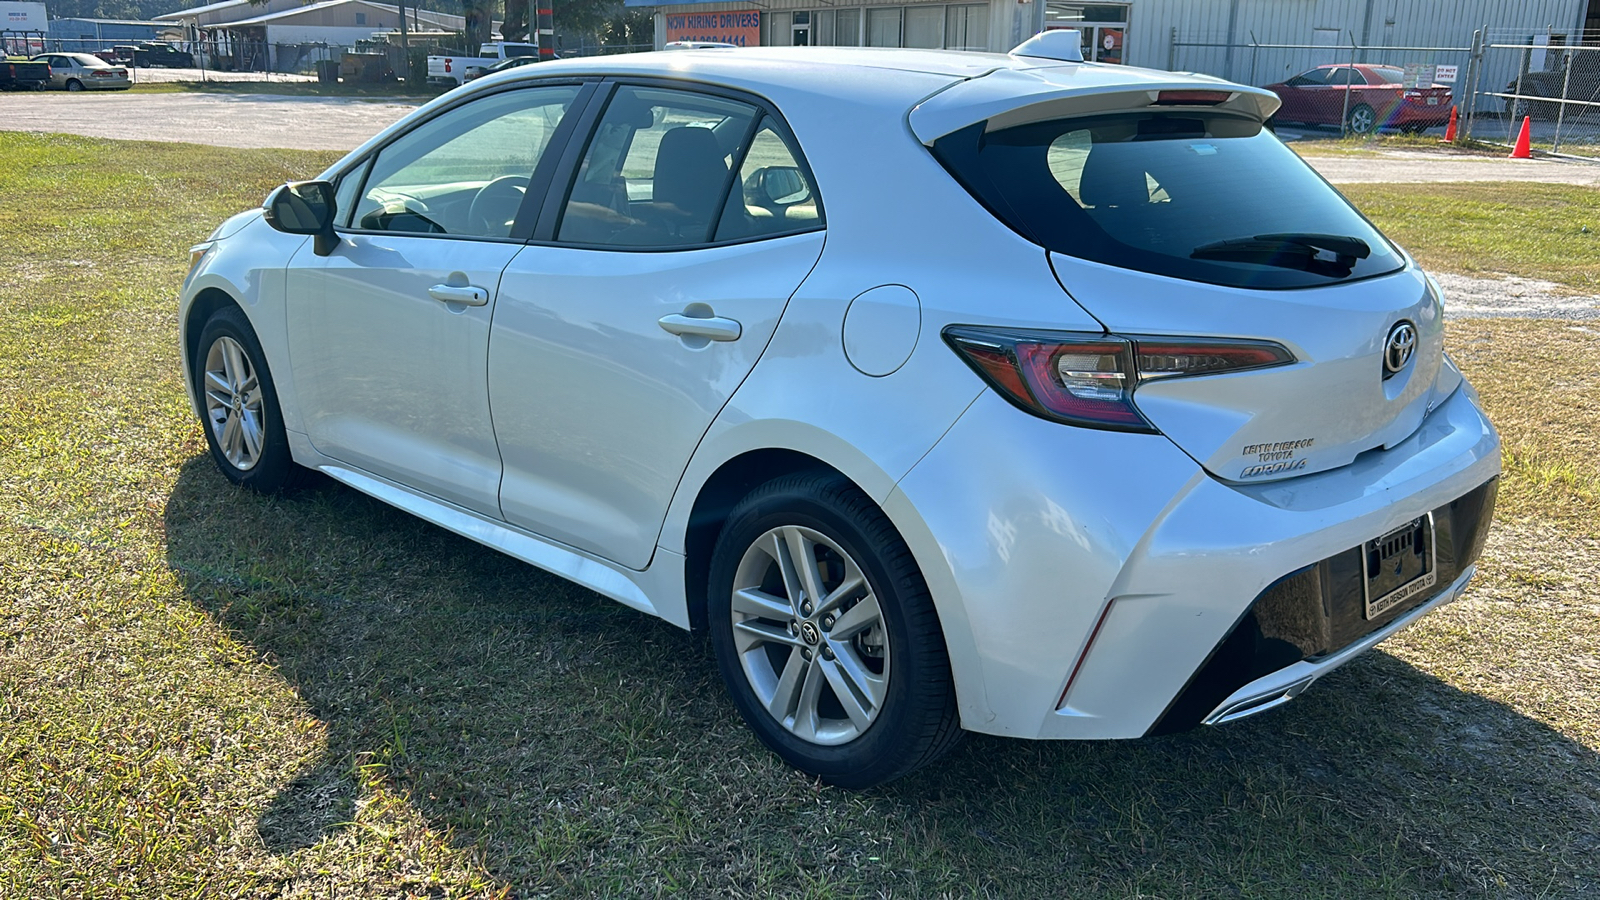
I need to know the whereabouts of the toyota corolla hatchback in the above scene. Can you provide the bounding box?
[180,36,1499,788]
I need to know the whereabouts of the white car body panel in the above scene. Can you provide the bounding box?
[491,232,824,570]
[180,46,1502,746]
[285,234,521,517]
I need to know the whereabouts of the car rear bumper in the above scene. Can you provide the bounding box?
[1197,561,1475,727]
[889,379,1500,739]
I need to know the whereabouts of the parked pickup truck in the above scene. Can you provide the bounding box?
[426,41,537,87]
[1,56,49,90]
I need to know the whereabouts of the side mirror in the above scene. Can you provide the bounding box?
[755,166,809,205]
[264,180,339,256]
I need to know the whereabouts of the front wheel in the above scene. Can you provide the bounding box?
[708,473,961,789]
[193,306,302,494]
[1346,103,1377,135]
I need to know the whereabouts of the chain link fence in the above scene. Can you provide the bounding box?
[1484,33,1600,155]
[1167,24,1600,158]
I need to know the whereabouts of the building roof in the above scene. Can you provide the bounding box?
[219,0,462,28]
[154,0,255,22]
[50,17,173,26]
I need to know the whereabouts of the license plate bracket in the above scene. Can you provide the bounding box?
[1363,514,1436,620]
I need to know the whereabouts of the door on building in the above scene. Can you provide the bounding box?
[1043,2,1129,63]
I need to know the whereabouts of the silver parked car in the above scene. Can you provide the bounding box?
[33,52,131,91]
[180,35,1499,788]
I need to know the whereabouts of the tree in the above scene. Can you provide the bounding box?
[462,0,493,48]
[502,0,529,42]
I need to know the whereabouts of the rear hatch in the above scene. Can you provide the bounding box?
[918,63,1444,483]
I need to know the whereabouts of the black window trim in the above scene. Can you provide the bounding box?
[328,78,602,245]
[529,75,827,253]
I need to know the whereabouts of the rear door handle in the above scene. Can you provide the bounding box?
[658,313,742,342]
[428,284,490,306]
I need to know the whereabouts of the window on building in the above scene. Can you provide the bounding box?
[354,11,366,24]
[814,8,835,46]
[766,6,988,51]
[904,5,943,48]
[867,7,902,47]
[1044,2,1128,63]
[946,5,988,51]
[835,8,861,46]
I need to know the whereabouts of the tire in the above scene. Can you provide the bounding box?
[1345,103,1376,135]
[193,305,302,494]
[708,472,962,789]
[66,79,84,92]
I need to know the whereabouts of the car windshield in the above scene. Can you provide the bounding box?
[1368,67,1405,83]
[931,111,1404,289]
[68,53,110,67]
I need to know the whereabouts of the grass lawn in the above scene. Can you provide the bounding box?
[2,131,1598,897]
[1340,182,1600,292]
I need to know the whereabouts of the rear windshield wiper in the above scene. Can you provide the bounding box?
[1190,233,1371,277]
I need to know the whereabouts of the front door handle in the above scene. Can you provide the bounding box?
[428,284,490,306]
[658,313,742,342]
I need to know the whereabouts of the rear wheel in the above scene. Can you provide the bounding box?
[708,473,962,789]
[1346,103,1377,135]
[193,306,302,494]
[66,79,84,92]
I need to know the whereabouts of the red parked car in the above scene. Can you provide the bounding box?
[1266,64,1452,135]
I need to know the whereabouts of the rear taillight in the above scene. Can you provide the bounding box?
[944,326,1294,432]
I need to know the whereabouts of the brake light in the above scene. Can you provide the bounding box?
[1155,90,1233,106]
[944,326,1294,432]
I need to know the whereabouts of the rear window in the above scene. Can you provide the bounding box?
[931,112,1404,289]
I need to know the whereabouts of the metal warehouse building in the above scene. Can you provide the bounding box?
[631,0,1597,92]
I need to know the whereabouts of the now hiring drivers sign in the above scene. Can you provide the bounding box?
[663,9,761,46]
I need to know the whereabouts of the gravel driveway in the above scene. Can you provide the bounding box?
[0,92,421,151]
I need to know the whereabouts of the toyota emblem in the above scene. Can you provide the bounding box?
[1384,321,1417,376]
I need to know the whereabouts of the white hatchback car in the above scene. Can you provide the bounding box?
[181,37,1500,788]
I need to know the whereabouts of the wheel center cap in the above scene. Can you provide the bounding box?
[799,621,821,645]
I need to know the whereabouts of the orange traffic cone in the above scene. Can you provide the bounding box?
[1510,115,1533,158]
[1439,106,1458,143]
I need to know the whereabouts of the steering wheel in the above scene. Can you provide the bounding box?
[469,175,529,236]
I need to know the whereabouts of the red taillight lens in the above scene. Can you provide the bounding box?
[944,327,1294,432]
[1155,90,1233,106]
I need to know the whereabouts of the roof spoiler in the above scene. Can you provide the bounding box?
[910,68,1282,145]
[1010,30,1084,64]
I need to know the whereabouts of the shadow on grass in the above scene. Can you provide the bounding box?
[163,456,1600,897]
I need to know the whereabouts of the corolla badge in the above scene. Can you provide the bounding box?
[1384,321,1417,376]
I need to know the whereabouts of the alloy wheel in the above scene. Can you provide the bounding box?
[1349,105,1376,135]
[729,525,890,745]
[202,335,265,471]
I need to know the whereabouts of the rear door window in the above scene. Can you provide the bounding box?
[932,111,1403,289]
[556,86,758,247]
